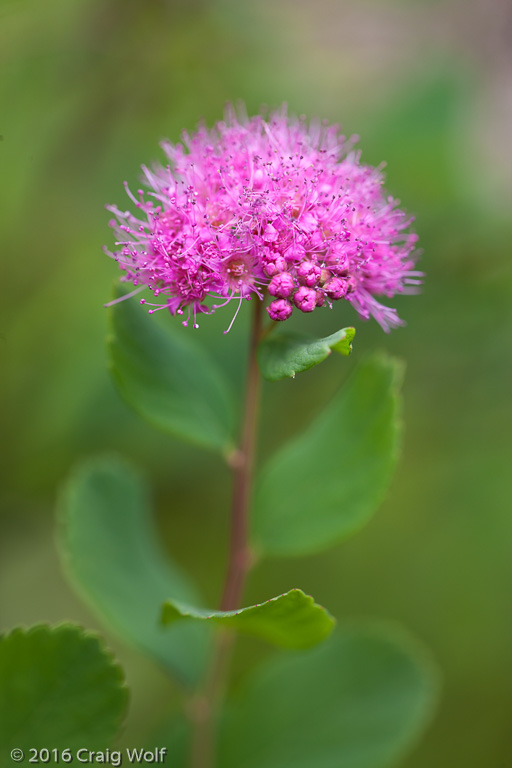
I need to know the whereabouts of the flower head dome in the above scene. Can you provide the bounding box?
[105,105,421,331]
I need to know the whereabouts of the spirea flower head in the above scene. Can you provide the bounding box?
[105,104,421,332]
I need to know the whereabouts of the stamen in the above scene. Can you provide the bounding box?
[103,285,145,307]
[224,296,244,334]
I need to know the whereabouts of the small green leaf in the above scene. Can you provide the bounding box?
[58,456,209,686]
[162,589,335,650]
[108,286,235,453]
[258,327,355,381]
[0,624,128,751]
[219,623,440,768]
[253,355,402,556]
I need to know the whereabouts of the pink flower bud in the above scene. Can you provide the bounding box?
[268,272,295,299]
[293,286,317,313]
[262,256,287,278]
[346,276,357,294]
[326,253,350,276]
[315,290,325,307]
[267,298,293,321]
[263,261,278,277]
[297,260,322,287]
[324,277,348,300]
[284,243,306,262]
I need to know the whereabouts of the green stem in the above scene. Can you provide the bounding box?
[189,297,264,768]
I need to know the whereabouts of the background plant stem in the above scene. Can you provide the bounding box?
[190,297,264,768]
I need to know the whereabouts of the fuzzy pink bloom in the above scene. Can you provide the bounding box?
[105,104,421,331]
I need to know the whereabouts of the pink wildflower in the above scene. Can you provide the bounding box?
[105,104,421,332]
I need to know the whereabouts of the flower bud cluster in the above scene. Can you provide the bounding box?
[106,105,421,331]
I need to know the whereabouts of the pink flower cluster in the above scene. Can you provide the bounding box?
[106,105,421,331]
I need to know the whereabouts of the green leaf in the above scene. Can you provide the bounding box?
[108,286,235,454]
[0,624,128,751]
[258,327,355,381]
[253,355,402,556]
[58,456,209,687]
[162,589,335,650]
[219,623,439,768]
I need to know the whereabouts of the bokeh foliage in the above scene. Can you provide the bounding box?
[1,0,512,766]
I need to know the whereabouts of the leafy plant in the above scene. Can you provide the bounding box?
[1,107,438,768]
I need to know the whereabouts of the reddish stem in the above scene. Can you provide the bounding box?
[190,297,264,768]
[220,296,262,610]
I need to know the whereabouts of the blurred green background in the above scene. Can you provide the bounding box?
[1,0,511,764]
